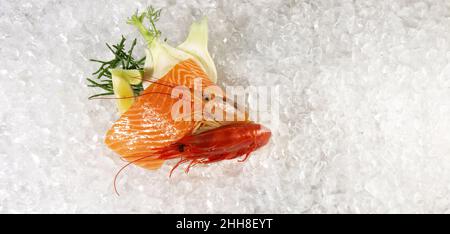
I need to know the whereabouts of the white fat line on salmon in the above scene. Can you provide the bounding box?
[176,218,210,231]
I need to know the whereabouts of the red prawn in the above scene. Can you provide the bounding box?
[113,122,271,195]
[159,122,271,173]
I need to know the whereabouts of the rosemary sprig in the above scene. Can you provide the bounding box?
[87,36,145,99]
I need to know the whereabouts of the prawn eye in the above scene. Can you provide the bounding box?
[203,95,210,101]
[178,144,185,152]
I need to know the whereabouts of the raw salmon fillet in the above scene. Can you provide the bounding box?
[105,59,215,170]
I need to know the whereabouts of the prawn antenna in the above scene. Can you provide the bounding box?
[113,155,155,196]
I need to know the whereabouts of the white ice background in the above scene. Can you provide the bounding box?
[1,0,450,213]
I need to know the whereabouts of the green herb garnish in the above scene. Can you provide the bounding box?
[87,6,164,99]
[87,36,145,99]
[127,6,162,45]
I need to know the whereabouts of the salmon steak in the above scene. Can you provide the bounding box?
[105,59,215,170]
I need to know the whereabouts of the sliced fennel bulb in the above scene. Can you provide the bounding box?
[128,9,217,83]
[110,69,143,113]
[143,39,205,82]
[177,18,217,83]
